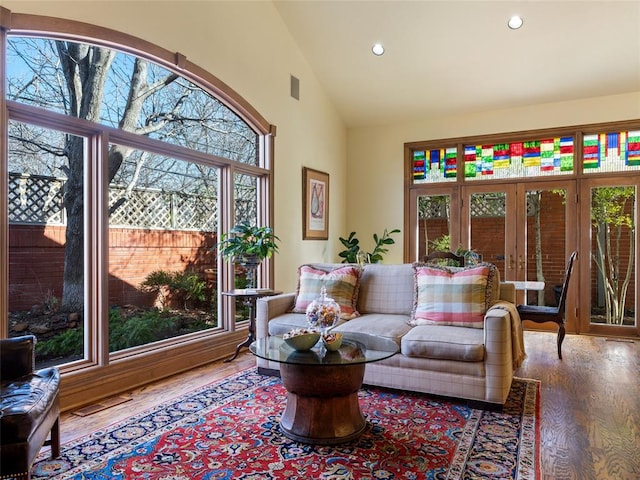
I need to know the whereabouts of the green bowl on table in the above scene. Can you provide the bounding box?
[322,332,343,351]
[283,330,320,351]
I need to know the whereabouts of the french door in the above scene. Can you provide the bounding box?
[580,177,639,337]
[411,177,640,337]
[460,181,577,331]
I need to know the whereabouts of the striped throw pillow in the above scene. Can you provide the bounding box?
[292,265,361,319]
[411,264,494,328]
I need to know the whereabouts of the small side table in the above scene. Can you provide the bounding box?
[222,289,281,362]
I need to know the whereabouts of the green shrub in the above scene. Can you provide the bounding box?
[140,270,207,309]
[36,328,83,358]
[109,308,180,351]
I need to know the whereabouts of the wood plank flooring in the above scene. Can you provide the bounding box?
[516,331,640,480]
[53,331,639,479]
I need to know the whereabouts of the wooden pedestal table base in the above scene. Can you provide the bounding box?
[279,362,366,445]
[250,334,398,445]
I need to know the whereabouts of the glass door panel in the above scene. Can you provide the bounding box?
[522,187,571,308]
[586,181,637,333]
[408,187,458,262]
[463,186,516,282]
[417,194,452,260]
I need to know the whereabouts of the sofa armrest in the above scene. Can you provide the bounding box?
[482,306,516,402]
[256,292,296,339]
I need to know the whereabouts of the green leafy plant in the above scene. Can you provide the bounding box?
[216,223,280,262]
[36,328,83,358]
[109,308,180,351]
[429,234,451,253]
[337,232,361,263]
[338,228,400,263]
[140,270,207,309]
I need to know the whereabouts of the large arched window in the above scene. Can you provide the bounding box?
[1,10,275,408]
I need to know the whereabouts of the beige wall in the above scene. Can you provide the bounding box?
[3,0,348,292]
[347,92,640,264]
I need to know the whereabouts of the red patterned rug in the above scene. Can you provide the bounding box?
[32,369,540,479]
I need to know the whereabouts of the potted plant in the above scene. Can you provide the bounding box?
[217,223,280,288]
[338,228,400,264]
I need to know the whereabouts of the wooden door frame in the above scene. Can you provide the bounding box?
[406,186,460,263]
[461,183,518,279]
[579,176,639,337]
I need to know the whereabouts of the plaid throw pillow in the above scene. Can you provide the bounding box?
[410,264,495,328]
[292,265,361,319]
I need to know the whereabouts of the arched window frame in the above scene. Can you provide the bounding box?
[0,8,276,409]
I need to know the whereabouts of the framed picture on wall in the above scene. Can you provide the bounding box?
[302,167,329,240]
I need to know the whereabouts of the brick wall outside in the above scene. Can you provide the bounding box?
[9,225,217,311]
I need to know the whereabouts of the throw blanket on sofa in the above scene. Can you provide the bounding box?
[491,301,526,369]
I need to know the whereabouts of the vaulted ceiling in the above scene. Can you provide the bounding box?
[274,1,640,128]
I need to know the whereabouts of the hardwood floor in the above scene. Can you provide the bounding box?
[53,331,639,479]
[516,331,639,480]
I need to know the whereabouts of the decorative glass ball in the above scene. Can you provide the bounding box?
[305,287,341,334]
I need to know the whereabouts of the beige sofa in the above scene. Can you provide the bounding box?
[255,263,524,407]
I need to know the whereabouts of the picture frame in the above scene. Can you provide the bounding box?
[302,167,329,240]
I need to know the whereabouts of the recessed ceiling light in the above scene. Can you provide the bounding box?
[372,43,385,56]
[508,15,524,30]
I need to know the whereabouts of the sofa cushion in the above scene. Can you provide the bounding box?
[292,264,362,319]
[357,263,415,315]
[268,313,348,337]
[333,314,413,347]
[410,263,498,328]
[401,325,485,362]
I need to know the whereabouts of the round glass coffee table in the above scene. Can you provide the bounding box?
[250,333,398,445]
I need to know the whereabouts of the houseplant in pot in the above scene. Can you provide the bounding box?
[217,223,280,288]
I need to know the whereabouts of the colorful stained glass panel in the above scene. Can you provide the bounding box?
[412,148,457,183]
[583,130,640,173]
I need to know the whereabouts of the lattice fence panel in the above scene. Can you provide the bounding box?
[419,200,449,219]
[109,188,172,229]
[471,194,506,218]
[171,192,217,231]
[9,174,219,231]
[419,195,506,219]
[109,187,218,231]
[8,173,65,225]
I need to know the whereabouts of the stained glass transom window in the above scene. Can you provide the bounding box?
[412,148,457,184]
[463,137,573,181]
[583,131,640,174]
[412,137,575,184]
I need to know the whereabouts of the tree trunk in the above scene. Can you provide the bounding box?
[57,42,115,310]
[55,42,181,310]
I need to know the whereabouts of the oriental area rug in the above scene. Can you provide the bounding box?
[32,369,540,480]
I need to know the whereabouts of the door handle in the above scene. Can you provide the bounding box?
[509,255,514,270]
[519,255,525,271]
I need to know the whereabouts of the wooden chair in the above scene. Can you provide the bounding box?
[517,251,577,360]
[424,251,465,267]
